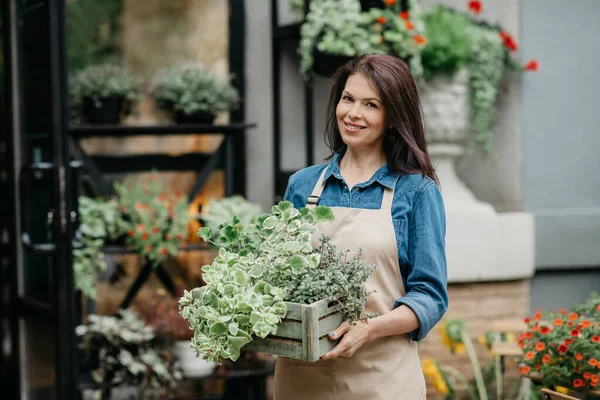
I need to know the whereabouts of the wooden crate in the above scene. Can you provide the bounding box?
[243,298,343,362]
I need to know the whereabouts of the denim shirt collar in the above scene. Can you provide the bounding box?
[322,150,397,189]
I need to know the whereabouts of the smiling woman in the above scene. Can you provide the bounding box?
[276,54,448,400]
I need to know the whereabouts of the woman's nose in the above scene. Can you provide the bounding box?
[348,104,363,119]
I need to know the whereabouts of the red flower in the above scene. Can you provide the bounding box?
[128,230,135,237]
[542,354,551,363]
[535,364,541,371]
[535,342,545,352]
[576,353,584,361]
[405,21,414,30]
[524,59,539,72]
[524,317,531,324]
[597,304,600,312]
[564,338,574,344]
[557,344,569,353]
[399,11,409,20]
[573,379,584,388]
[558,308,568,315]
[176,233,184,240]
[590,358,599,367]
[145,244,152,252]
[499,31,519,51]
[525,332,533,339]
[583,372,591,379]
[540,326,551,334]
[468,0,482,15]
[384,0,396,5]
[136,223,145,231]
[135,202,144,210]
[141,232,149,241]
[568,312,579,321]
[525,351,535,360]
[159,248,168,256]
[554,318,564,327]
[152,226,160,234]
[571,329,581,337]
[377,16,387,24]
[519,365,531,375]
[413,34,427,45]
[592,335,600,343]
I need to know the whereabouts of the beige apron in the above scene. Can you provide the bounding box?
[273,169,426,400]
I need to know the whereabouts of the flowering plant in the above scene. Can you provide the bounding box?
[517,292,600,393]
[114,174,191,266]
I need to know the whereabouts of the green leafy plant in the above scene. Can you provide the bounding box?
[200,195,263,241]
[180,201,377,363]
[150,63,239,120]
[299,0,388,78]
[114,174,191,267]
[420,3,538,151]
[69,63,143,122]
[517,292,600,393]
[75,310,182,396]
[132,289,194,341]
[73,196,123,299]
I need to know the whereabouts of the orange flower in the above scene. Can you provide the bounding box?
[176,233,184,240]
[525,332,533,339]
[468,0,482,15]
[145,244,152,252]
[405,21,414,30]
[165,233,172,241]
[535,342,545,352]
[573,379,584,388]
[581,320,591,328]
[554,318,564,327]
[567,321,574,327]
[128,230,135,237]
[542,354,551,363]
[159,248,168,256]
[558,307,568,315]
[519,365,531,375]
[136,223,145,231]
[583,372,591,379]
[524,317,531,323]
[590,358,599,367]
[533,312,542,321]
[384,0,396,5]
[152,226,160,234]
[592,375,599,383]
[597,304,600,312]
[525,351,536,360]
[399,11,409,20]
[141,232,149,241]
[568,312,579,321]
[377,16,387,24]
[576,353,584,361]
[135,201,144,210]
[413,34,426,45]
[532,325,539,332]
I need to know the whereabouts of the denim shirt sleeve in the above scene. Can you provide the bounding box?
[392,181,448,341]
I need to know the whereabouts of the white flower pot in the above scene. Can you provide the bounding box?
[172,340,216,378]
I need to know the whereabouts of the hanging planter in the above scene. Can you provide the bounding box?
[174,110,216,124]
[359,0,385,12]
[312,46,353,77]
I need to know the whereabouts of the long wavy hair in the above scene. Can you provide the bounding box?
[325,54,438,185]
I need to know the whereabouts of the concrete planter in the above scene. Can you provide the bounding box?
[172,340,216,378]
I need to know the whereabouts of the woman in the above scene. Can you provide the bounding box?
[274,54,448,399]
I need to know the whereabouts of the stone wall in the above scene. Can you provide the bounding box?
[419,280,529,399]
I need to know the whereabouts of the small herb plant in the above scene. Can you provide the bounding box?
[76,310,182,396]
[74,196,123,298]
[114,174,191,267]
[150,63,239,119]
[200,195,263,242]
[180,201,377,363]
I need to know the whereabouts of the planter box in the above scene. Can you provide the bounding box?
[243,298,343,362]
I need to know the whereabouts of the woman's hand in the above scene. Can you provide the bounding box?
[321,320,372,359]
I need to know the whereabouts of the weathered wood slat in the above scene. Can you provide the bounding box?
[244,336,303,359]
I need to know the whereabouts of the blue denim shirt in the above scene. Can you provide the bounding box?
[283,152,448,341]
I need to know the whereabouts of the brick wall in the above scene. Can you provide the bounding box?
[418,280,530,399]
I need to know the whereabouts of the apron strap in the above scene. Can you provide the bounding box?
[380,187,395,210]
[306,167,329,208]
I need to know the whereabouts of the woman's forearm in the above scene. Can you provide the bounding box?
[368,304,420,340]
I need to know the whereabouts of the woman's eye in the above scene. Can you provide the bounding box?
[367,102,378,108]
[342,96,353,102]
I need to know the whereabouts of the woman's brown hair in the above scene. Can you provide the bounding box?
[324,54,438,184]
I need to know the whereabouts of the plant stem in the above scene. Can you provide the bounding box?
[441,365,479,400]
[495,355,503,400]
[461,328,488,400]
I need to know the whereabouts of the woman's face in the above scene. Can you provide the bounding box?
[336,73,387,152]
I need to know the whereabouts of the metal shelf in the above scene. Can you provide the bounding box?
[68,123,256,138]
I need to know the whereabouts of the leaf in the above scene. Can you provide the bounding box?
[223,284,236,296]
[228,322,239,336]
[197,227,211,242]
[228,335,251,349]
[234,270,247,286]
[281,241,303,252]
[209,322,227,335]
[277,201,293,212]
[313,206,334,221]
[235,315,251,326]
[218,315,233,323]
[289,256,307,272]
[262,216,278,229]
[236,303,253,314]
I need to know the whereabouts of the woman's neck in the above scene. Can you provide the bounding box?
[339,146,386,189]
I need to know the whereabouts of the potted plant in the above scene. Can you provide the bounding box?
[150,63,239,124]
[69,63,143,124]
[73,196,124,299]
[76,309,182,399]
[299,0,425,78]
[179,201,377,363]
[517,293,600,396]
[199,195,263,242]
[114,175,192,267]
